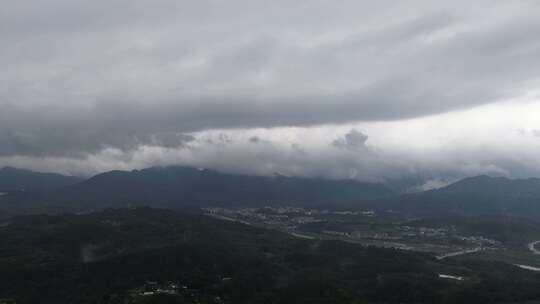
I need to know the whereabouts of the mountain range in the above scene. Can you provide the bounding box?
[0,166,393,212]
[2,166,540,218]
[381,175,540,217]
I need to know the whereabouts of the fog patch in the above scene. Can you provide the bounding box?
[416,179,452,191]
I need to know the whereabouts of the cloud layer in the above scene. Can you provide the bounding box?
[2,1,540,185]
[3,100,540,190]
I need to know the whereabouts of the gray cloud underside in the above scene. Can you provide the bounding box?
[2,124,540,186]
[2,0,540,156]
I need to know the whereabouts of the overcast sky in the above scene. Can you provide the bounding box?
[2,0,540,188]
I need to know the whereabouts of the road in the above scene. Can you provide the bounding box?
[436,247,482,260]
[515,264,540,272]
[528,240,540,254]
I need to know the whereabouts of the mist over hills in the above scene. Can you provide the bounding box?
[380,175,540,218]
[439,175,540,198]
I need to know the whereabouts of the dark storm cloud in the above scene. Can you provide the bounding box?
[1,0,540,158]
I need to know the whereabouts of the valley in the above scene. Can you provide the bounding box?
[204,206,540,268]
[3,167,540,303]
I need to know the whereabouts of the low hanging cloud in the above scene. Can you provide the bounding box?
[4,98,540,186]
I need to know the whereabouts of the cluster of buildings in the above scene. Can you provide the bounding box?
[350,231,403,241]
[398,226,452,238]
[203,207,500,253]
[203,206,376,231]
[457,235,500,246]
[129,280,227,303]
[130,281,181,297]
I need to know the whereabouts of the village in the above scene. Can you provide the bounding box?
[126,279,231,303]
[203,206,502,255]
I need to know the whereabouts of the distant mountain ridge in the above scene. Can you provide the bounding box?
[0,167,82,192]
[4,167,540,218]
[0,166,395,211]
[59,166,395,208]
[383,175,540,217]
